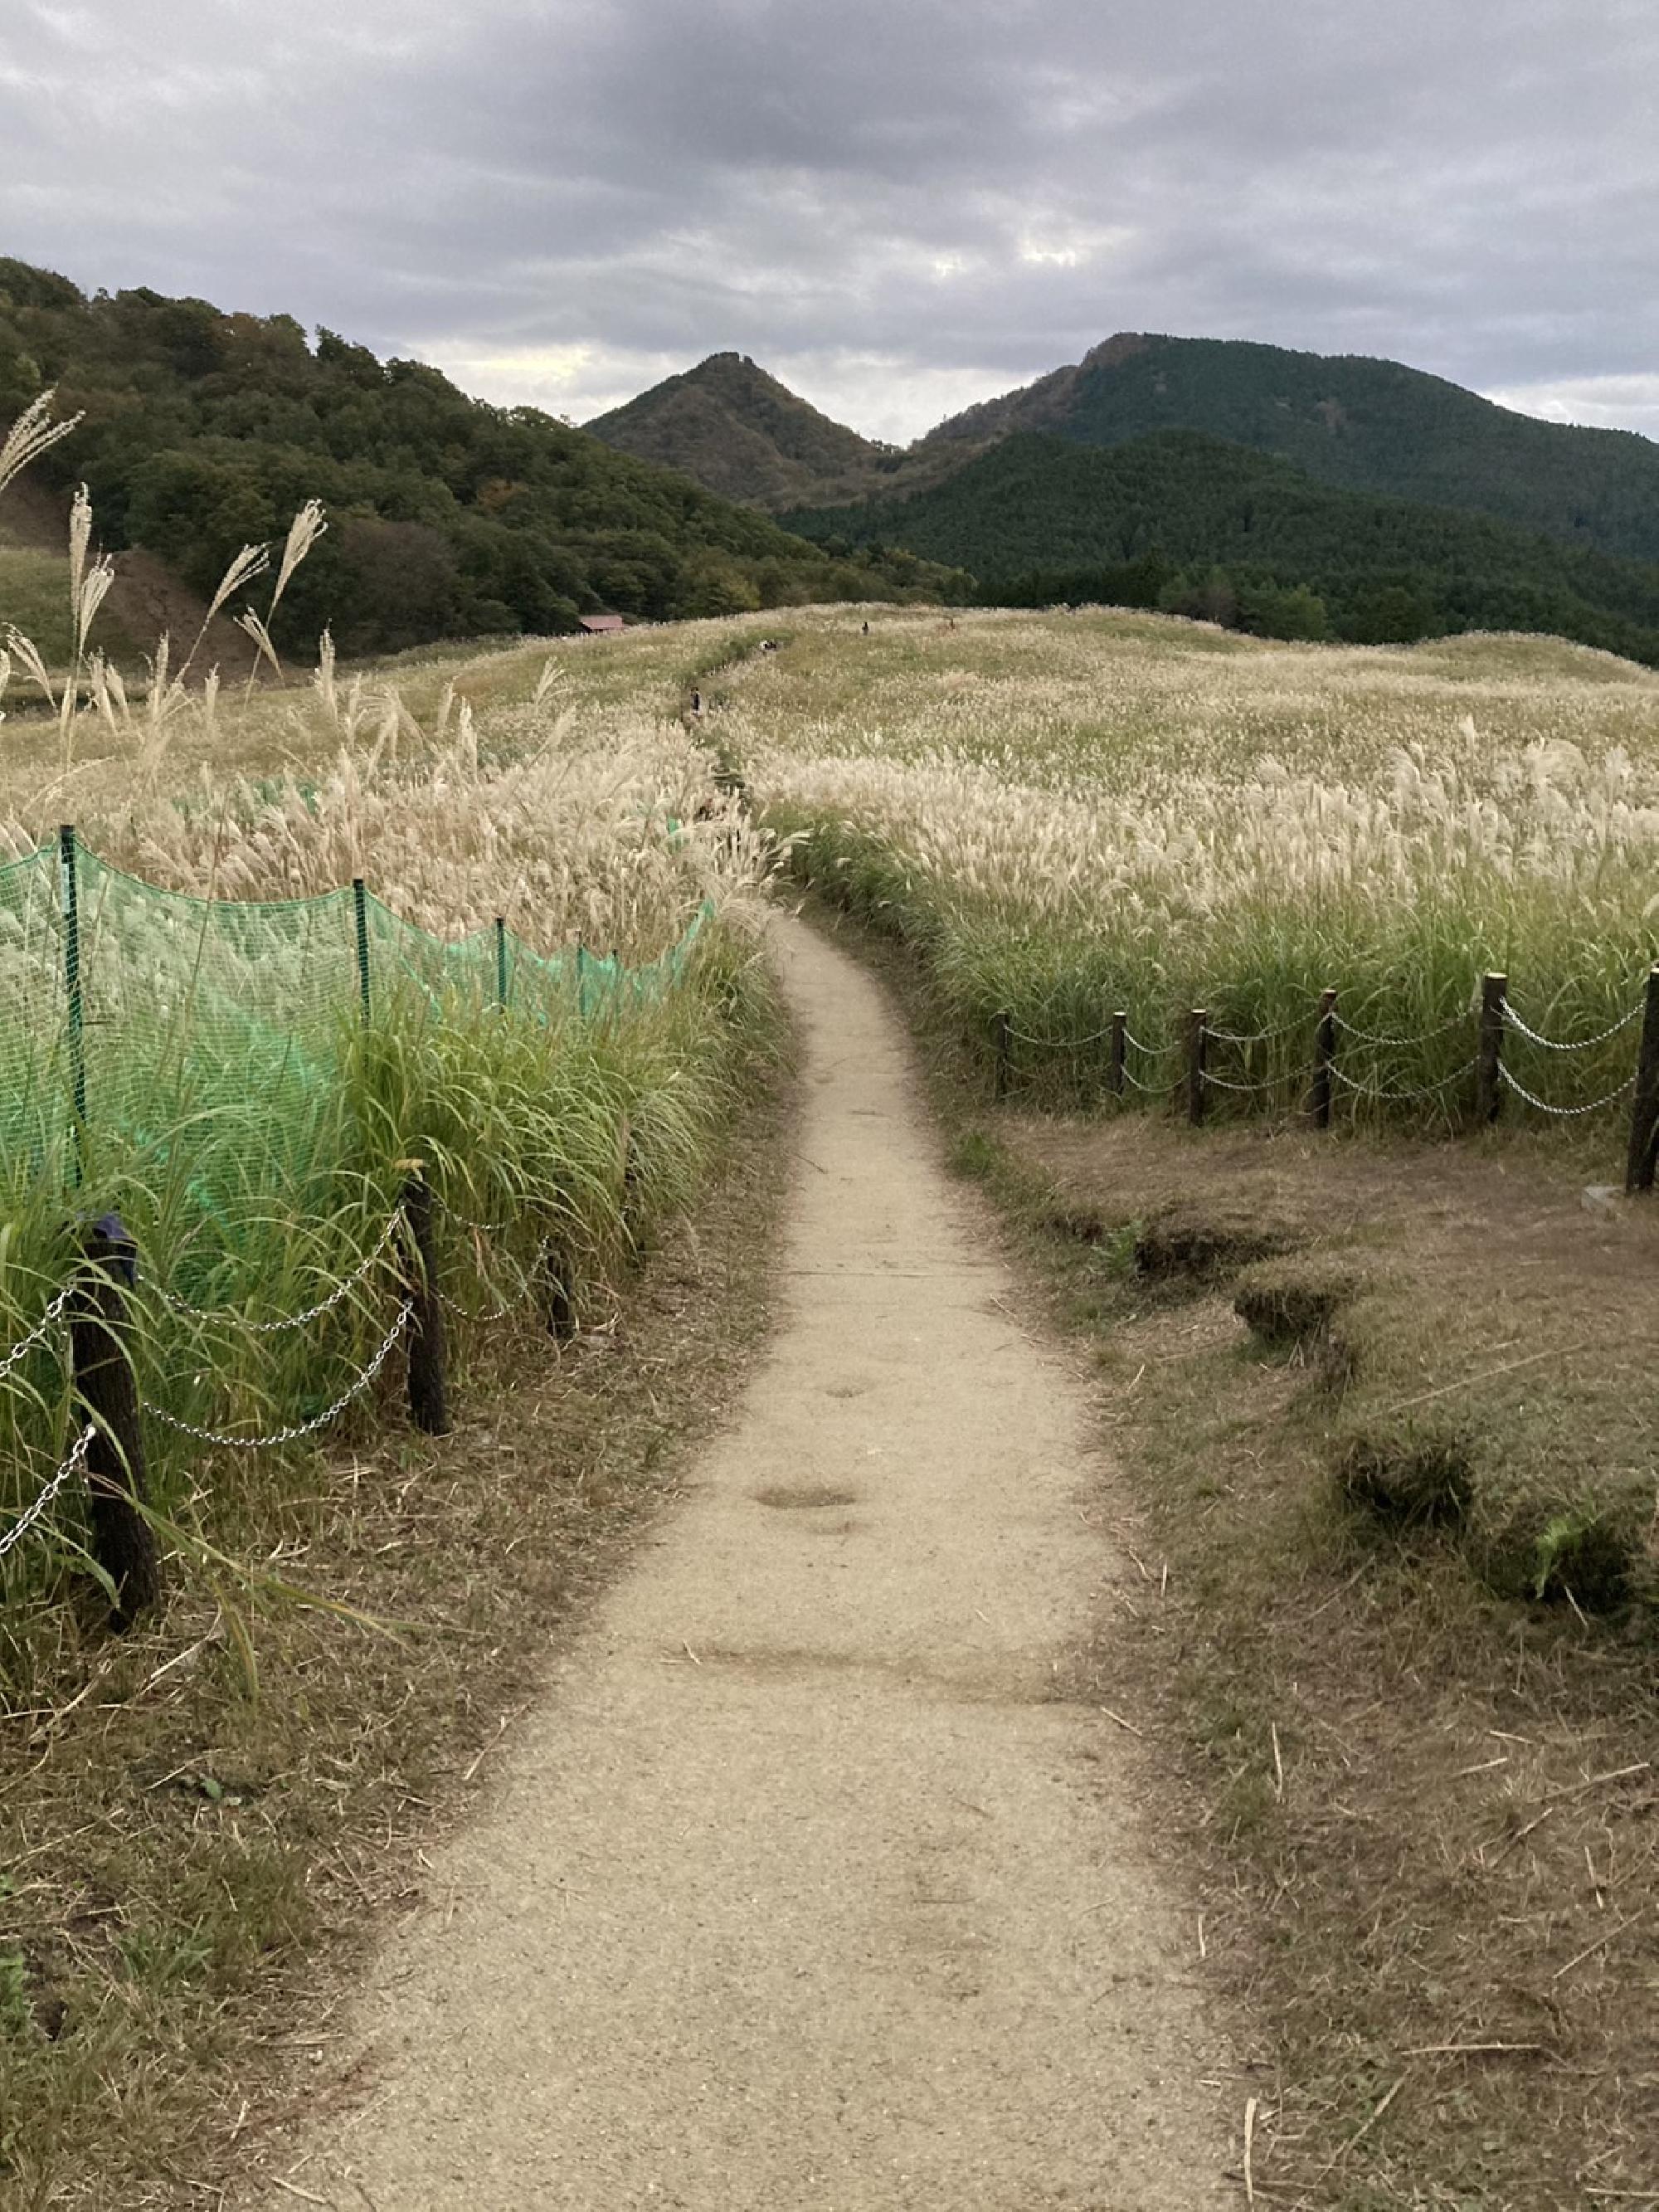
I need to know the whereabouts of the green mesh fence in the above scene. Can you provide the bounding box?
[0,833,716,1221]
[0,843,66,1184]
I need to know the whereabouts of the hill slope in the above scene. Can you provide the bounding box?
[922,334,1659,564]
[0,473,256,675]
[786,430,1659,660]
[586,353,892,509]
[0,261,953,659]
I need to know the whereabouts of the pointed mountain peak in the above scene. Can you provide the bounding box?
[588,355,881,509]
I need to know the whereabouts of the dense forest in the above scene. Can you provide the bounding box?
[0,260,958,655]
[922,334,1659,565]
[788,431,1659,659]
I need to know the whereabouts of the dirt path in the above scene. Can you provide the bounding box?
[254,919,1234,2210]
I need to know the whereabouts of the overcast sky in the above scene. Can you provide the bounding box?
[4,0,1657,444]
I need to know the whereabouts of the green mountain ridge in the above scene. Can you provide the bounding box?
[786,429,1659,662]
[0,260,955,659]
[591,333,1659,574]
[920,333,1659,565]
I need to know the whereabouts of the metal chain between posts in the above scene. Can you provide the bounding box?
[0,1282,75,1383]
[150,1298,414,1450]
[1202,1065,1287,1094]
[153,1213,402,1333]
[1122,1030,1180,1058]
[1205,1015,1305,1045]
[0,1424,95,1562]
[1006,1020,1116,1049]
[440,1200,513,1237]
[439,1239,552,1323]
[1121,1068,1178,1096]
[1501,1000,1643,1053]
[1331,1009,1467,1049]
[1330,1058,1478,1103]
[1497,1065,1638,1118]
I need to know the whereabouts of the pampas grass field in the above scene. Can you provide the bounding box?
[0,398,778,1660]
[730,606,1659,1120]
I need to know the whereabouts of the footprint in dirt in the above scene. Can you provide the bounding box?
[752,1483,859,1510]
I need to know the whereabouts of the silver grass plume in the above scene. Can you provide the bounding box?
[0,391,83,501]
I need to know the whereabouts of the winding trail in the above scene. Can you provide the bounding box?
[258,920,1233,2210]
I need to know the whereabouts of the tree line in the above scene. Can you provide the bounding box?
[0,260,961,656]
[791,431,1659,660]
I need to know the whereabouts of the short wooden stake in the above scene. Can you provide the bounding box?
[542,1243,577,1341]
[1187,1009,1208,1126]
[1477,972,1507,1125]
[1623,966,1659,1192]
[620,1118,643,1259]
[71,1218,161,1626]
[993,1011,1012,1102]
[1109,1011,1126,1099]
[400,1175,450,1435]
[1310,987,1337,1128]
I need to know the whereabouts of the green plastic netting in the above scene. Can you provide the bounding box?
[0,834,715,1220]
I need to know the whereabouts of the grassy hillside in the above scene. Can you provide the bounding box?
[0,541,85,668]
[922,331,1659,563]
[786,429,1659,658]
[0,261,957,660]
[0,477,250,677]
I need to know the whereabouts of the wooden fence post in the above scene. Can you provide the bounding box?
[71,1217,161,1626]
[1310,987,1337,1128]
[1109,1011,1126,1100]
[620,1117,643,1258]
[993,1011,1011,1102]
[1186,1009,1208,1126]
[542,1242,577,1341]
[400,1174,450,1435]
[1477,972,1507,1124]
[1624,966,1659,1192]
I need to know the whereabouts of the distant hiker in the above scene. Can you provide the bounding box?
[862,621,869,635]
[690,689,703,715]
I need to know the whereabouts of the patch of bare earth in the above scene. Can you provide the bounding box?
[979,1106,1659,2209]
[0,474,259,680]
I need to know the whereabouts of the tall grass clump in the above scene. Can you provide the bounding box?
[737,610,1659,1119]
[0,395,780,1674]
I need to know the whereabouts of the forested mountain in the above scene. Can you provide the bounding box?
[0,261,953,657]
[587,353,898,509]
[787,431,1659,660]
[921,334,1659,563]
[593,334,1659,573]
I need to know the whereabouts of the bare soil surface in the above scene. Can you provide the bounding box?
[980,1104,1659,2204]
[0,475,259,677]
[247,918,1235,2211]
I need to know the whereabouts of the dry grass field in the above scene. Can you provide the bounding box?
[719,608,1659,2208]
[0,446,793,2205]
[737,607,1659,1116]
[7,427,1659,2207]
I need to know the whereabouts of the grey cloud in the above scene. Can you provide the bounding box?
[2,0,1656,440]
